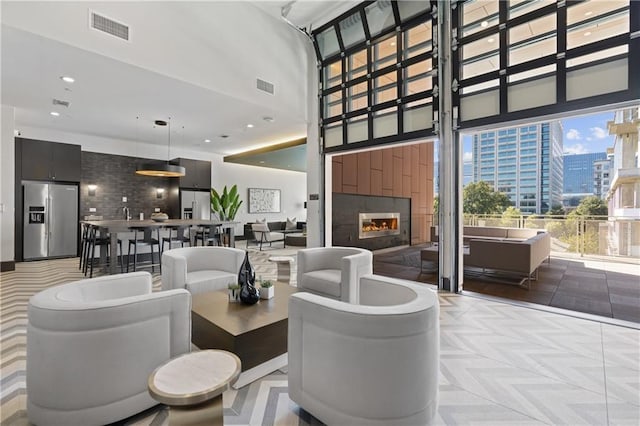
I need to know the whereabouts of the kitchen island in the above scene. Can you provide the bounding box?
[81,219,239,275]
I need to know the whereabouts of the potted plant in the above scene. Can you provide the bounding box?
[259,280,274,299]
[227,282,241,303]
[211,184,242,221]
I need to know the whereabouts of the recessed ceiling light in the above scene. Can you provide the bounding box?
[60,76,75,83]
[584,31,592,36]
[259,161,265,164]
[487,37,495,43]
[204,139,211,143]
[584,11,593,16]
[246,124,254,128]
[390,41,396,46]
[50,111,60,116]
[480,20,489,28]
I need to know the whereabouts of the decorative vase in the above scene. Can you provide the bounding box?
[238,251,260,305]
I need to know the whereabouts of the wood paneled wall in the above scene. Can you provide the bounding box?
[332,142,435,244]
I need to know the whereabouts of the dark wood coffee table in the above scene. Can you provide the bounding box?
[191,281,298,388]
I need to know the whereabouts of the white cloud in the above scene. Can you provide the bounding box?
[590,126,608,139]
[566,128,581,140]
[463,152,472,162]
[564,143,589,155]
[586,137,593,142]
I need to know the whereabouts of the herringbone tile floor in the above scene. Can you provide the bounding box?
[1,246,639,425]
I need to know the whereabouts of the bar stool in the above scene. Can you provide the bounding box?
[127,227,161,273]
[85,225,124,278]
[161,226,191,253]
[79,223,90,271]
[194,225,222,246]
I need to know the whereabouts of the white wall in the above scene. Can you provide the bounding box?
[1,105,16,265]
[210,156,307,237]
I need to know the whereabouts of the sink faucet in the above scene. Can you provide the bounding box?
[123,206,131,220]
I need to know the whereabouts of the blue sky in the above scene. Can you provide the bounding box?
[458,111,616,161]
[560,111,616,155]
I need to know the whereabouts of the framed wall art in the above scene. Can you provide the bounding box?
[248,188,281,213]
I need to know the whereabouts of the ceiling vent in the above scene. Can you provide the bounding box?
[256,78,274,95]
[52,99,70,107]
[90,11,129,41]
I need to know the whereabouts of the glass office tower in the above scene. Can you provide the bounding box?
[472,122,563,214]
[563,152,607,195]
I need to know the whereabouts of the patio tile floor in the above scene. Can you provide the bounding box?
[374,245,640,324]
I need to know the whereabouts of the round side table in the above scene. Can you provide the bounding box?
[268,255,295,284]
[148,350,241,426]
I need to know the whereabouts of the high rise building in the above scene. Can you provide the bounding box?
[593,157,612,199]
[563,152,607,195]
[463,161,474,186]
[472,122,563,215]
[606,107,640,256]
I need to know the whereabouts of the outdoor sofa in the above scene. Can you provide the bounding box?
[422,226,551,288]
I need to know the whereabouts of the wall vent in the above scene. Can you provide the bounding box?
[256,78,275,95]
[52,99,70,107]
[90,11,129,41]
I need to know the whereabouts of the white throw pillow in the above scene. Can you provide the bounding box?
[257,218,267,224]
[286,217,297,230]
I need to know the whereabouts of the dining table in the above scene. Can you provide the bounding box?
[80,219,239,275]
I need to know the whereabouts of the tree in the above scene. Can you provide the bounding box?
[463,181,511,214]
[548,204,565,216]
[501,206,522,227]
[433,195,439,217]
[570,196,608,218]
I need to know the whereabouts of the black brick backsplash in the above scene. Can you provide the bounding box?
[81,152,173,220]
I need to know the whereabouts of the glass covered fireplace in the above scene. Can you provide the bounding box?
[359,212,400,239]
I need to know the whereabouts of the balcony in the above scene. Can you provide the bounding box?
[376,214,640,323]
[610,167,640,188]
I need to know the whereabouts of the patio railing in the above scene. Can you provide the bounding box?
[453,214,640,260]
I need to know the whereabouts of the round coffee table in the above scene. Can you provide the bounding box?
[285,232,307,247]
[148,350,241,426]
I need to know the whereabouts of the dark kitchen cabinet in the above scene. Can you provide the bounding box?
[19,138,81,182]
[172,158,211,189]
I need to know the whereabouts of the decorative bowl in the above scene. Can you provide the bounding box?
[151,213,169,222]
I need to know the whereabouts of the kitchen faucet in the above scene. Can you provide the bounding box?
[122,206,131,220]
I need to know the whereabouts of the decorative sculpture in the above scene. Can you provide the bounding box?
[238,251,260,305]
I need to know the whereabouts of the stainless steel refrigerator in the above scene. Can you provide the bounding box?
[180,190,211,220]
[23,182,78,260]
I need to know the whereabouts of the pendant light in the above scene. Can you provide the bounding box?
[136,118,186,177]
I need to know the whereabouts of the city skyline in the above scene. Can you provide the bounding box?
[461,110,617,161]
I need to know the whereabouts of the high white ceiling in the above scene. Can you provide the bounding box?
[1,1,349,157]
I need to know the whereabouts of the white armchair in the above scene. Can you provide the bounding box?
[27,272,191,426]
[162,246,245,295]
[297,246,373,303]
[288,274,440,426]
[251,223,285,251]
